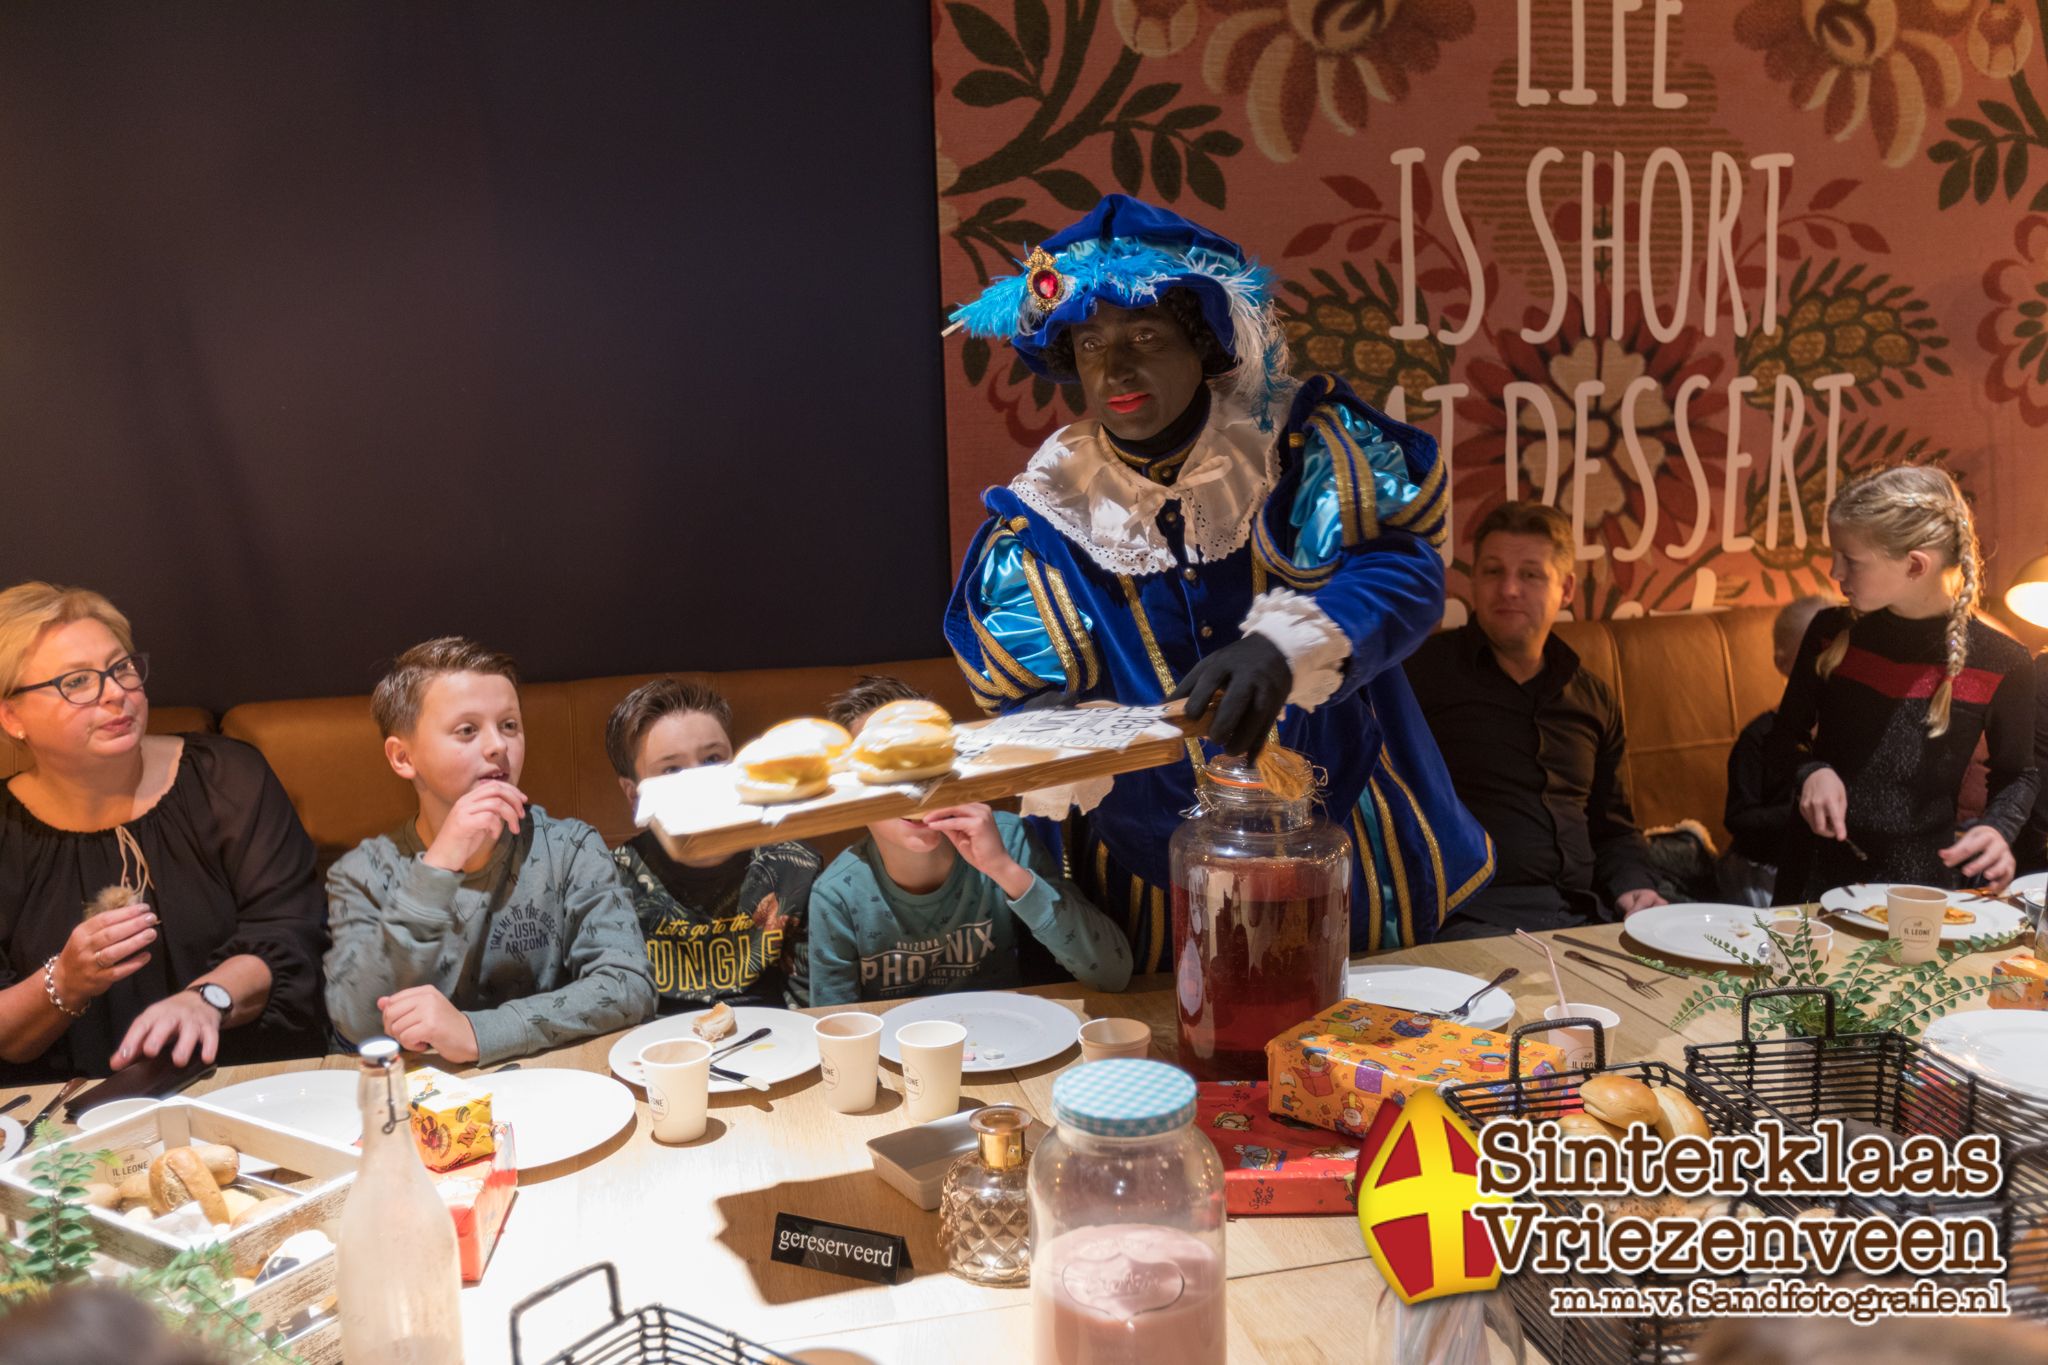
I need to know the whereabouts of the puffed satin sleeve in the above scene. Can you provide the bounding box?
[1287,407,1425,570]
[976,536,1080,687]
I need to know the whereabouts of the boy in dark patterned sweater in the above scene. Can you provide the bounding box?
[607,680,818,1009]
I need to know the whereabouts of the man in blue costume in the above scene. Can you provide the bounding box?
[944,195,1492,968]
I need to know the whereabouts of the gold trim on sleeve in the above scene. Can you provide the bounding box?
[1117,574,1206,770]
[1044,564,1102,691]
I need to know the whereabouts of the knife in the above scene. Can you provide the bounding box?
[24,1078,87,1133]
[1554,934,1690,979]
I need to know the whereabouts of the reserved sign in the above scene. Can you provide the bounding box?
[770,1212,913,1285]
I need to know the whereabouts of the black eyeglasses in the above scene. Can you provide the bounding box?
[8,653,150,705]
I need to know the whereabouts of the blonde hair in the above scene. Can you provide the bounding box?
[1819,467,1981,737]
[0,582,135,697]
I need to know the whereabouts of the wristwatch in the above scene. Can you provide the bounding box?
[185,981,232,1019]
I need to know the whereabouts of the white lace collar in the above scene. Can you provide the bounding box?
[1008,396,1278,577]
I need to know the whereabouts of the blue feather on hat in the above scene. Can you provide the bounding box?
[949,194,1295,428]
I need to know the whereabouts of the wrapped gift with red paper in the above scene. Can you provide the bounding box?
[1196,1080,1362,1216]
[431,1122,517,1283]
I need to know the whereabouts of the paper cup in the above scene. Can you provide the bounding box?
[815,1012,884,1114]
[1541,1003,1623,1071]
[896,1020,967,1124]
[1887,885,1948,965]
[1759,910,1834,968]
[640,1038,713,1144]
[1078,1017,1151,1063]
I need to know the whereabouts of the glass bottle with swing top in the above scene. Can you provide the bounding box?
[337,1036,464,1364]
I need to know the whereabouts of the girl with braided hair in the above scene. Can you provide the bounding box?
[1766,467,2038,901]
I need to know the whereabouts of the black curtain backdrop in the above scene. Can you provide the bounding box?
[0,3,949,712]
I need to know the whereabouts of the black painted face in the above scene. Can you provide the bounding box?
[1067,301,1207,443]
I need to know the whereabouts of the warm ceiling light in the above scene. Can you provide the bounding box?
[2005,551,2048,628]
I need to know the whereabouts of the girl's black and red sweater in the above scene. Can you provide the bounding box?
[1765,606,2039,901]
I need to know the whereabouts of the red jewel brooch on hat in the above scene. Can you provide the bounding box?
[1022,246,1068,319]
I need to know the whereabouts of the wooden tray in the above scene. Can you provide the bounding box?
[638,703,1205,862]
[0,1098,357,1278]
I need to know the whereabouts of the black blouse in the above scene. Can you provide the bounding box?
[0,733,329,1082]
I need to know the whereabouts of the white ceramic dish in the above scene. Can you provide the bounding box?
[866,1104,1050,1211]
[487,1069,637,1167]
[1623,903,1779,965]
[1819,884,2027,943]
[198,1072,361,1144]
[607,1006,820,1094]
[0,1117,22,1163]
[2009,871,2046,903]
[1921,1010,2048,1100]
[1345,964,1516,1030]
[77,1097,163,1132]
[878,992,1080,1072]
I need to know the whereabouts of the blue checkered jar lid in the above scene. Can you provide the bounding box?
[1053,1059,1197,1138]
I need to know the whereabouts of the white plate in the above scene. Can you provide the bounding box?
[878,992,1080,1072]
[0,1117,22,1163]
[1819,884,2027,943]
[1345,964,1516,1030]
[200,1072,361,1144]
[2006,871,2046,903]
[77,1098,163,1132]
[1922,1011,2048,1101]
[607,1006,820,1094]
[1623,903,1779,965]
[487,1070,636,1167]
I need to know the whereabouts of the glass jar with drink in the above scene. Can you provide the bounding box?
[1030,1059,1226,1365]
[1170,751,1351,1081]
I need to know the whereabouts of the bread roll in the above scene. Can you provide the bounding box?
[217,1188,260,1227]
[1650,1085,1711,1141]
[1579,1074,1660,1130]
[233,1195,294,1231]
[117,1142,239,1204]
[850,703,956,784]
[148,1146,229,1224]
[732,719,851,804]
[1555,1111,1622,1142]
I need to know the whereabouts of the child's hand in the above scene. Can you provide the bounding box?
[422,780,527,872]
[1941,825,2015,888]
[1798,768,1850,841]
[378,985,480,1063]
[920,804,1034,900]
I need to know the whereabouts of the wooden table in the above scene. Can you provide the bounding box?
[6,917,2022,1364]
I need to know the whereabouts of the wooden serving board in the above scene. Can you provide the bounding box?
[640,702,1207,863]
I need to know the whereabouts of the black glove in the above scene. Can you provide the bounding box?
[1168,633,1292,760]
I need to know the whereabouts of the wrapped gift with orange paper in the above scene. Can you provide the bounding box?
[1990,952,2048,1009]
[407,1066,496,1173]
[432,1123,517,1283]
[1266,999,1565,1139]
[1196,1080,1362,1216]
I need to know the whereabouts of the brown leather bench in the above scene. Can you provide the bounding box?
[8,607,1790,871]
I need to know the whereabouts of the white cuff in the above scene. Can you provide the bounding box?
[1018,775,1115,819]
[1241,589,1350,711]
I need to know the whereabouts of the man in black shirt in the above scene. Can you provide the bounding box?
[1405,501,1665,939]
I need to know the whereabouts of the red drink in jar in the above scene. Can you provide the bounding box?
[1169,754,1352,1082]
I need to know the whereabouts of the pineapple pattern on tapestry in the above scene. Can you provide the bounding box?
[934,0,2046,621]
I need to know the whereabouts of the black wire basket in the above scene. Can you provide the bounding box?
[1683,986,2048,1322]
[1441,1017,1783,1365]
[509,1262,805,1365]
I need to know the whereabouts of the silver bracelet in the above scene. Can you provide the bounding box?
[42,956,86,1019]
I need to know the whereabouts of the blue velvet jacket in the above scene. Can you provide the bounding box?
[943,375,1493,958]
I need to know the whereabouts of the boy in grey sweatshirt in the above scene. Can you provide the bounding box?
[323,638,655,1064]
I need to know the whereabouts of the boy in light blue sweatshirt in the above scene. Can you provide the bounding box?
[807,676,1133,1007]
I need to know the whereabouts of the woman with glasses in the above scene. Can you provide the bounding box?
[0,582,326,1081]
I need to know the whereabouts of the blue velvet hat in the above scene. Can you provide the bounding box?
[949,194,1293,424]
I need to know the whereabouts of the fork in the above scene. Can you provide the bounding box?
[1420,967,1518,1021]
[1563,950,1661,999]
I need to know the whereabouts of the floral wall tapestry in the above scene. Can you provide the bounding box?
[932,0,2048,630]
